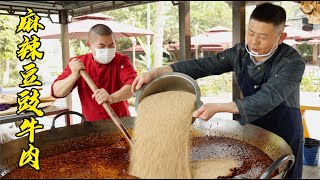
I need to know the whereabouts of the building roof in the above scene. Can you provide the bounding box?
[1,1,299,18]
[0,1,152,18]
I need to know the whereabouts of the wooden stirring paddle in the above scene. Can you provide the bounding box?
[80,70,133,148]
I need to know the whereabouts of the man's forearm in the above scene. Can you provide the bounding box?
[53,73,79,97]
[217,102,240,114]
[110,84,134,104]
[150,66,173,78]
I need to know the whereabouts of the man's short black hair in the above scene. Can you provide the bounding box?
[88,24,114,41]
[89,24,113,35]
[250,3,286,27]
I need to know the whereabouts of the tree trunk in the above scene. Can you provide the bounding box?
[3,59,10,84]
[153,1,165,68]
[146,3,151,71]
[130,37,137,68]
[313,44,317,65]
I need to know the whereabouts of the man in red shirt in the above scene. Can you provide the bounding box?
[51,24,137,122]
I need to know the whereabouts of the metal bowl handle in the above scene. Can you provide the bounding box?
[50,111,89,130]
[259,154,295,179]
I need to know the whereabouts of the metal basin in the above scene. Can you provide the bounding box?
[134,72,203,112]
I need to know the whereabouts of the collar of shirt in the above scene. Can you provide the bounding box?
[249,55,269,66]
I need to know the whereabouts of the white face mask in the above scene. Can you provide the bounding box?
[245,35,281,58]
[93,47,116,64]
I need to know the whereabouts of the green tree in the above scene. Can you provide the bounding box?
[0,14,21,87]
[162,1,233,42]
[278,1,303,19]
[102,1,233,44]
[298,42,313,64]
[103,3,157,31]
[70,40,89,56]
[102,3,157,50]
[190,1,232,34]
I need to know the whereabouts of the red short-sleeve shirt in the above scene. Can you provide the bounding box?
[51,52,137,122]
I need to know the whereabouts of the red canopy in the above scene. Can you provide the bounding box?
[284,25,309,40]
[191,25,309,48]
[307,39,320,44]
[123,45,145,52]
[191,32,232,46]
[206,25,231,33]
[283,39,302,46]
[296,29,320,40]
[191,26,232,49]
[123,44,198,52]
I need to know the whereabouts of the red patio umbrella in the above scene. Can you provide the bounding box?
[191,32,232,46]
[123,44,199,52]
[37,14,154,40]
[284,25,309,40]
[283,39,302,46]
[206,25,232,33]
[191,25,309,46]
[296,29,320,40]
[201,46,224,52]
[307,39,320,44]
[166,43,197,52]
[123,45,145,52]
[191,25,232,49]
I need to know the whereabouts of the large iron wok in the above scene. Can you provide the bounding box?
[0,111,294,179]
